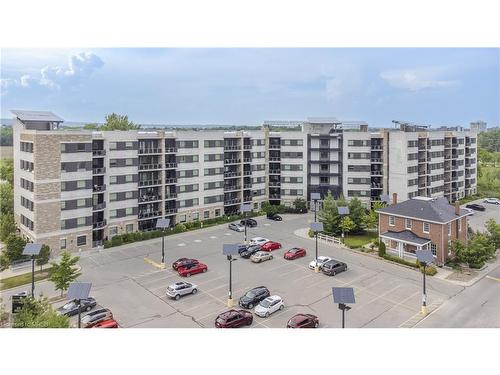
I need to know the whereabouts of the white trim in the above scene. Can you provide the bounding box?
[379,234,430,247]
[376,210,469,225]
[389,215,395,226]
[423,222,430,234]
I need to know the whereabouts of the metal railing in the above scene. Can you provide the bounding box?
[269,144,281,149]
[243,158,252,163]
[243,184,252,189]
[93,202,106,210]
[138,148,162,154]
[139,179,161,186]
[224,172,241,178]
[139,163,163,170]
[93,167,106,174]
[371,170,382,175]
[224,185,241,191]
[243,144,252,149]
[269,157,281,161]
[165,194,177,199]
[164,208,177,214]
[371,145,383,150]
[269,169,281,174]
[269,194,281,199]
[93,220,107,229]
[92,150,106,156]
[371,158,383,163]
[138,211,161,219]
[269,181,281,187]
[93,184,106,192]
[224,145,241,150]
[139,195,162,202]
[165,147,178,153]
[224,198,241,205]
[165,178,178,184]
[224,159,241,164]
[243,170,252,176]
[165,162,177,168]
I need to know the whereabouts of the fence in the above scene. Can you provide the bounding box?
[317,232,342,245]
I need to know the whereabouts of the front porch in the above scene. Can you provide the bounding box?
[380,230,433,262]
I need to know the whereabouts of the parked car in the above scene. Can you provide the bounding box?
[228,222,245,232]
[240,244,261,258]
[215,309,253,328]
[284,247,307,260]
[82,308,113,328]
[464,208,474,216]
[240,218,258,227]
[267,213,283,221]
[172,258,199,270]
[239,286,270,309]
[237,243,252,255]
[56,297,96,316]
[166,281,198,300]
[255,295,284,318]
[322,260,348,276]
[92,319,119,328]
[250,237,270,246]
[177,262,208,277]
[466,203,486,211]
[484,198,500,205]
[286,314,319,328]
[261,241,282,252]
[250,251,274,263]
[308,256,332,270]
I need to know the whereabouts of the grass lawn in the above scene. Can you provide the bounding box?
[0,268,51,291]
[343,231,378,249]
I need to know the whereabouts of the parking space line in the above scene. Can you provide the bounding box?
[193,275,226,286]
[177,243,186,247]
[267,262,299,272]
[355,285,401,308]
[486,275,500,282]
[279,267,308,278]
[194,239,202,243]
[210,236,217,239]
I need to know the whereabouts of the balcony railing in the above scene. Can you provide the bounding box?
[269,157,281,161]
[165,162,177,168]
[269,169,281,174]
[243,158,252,163]
[224,159,241,165]
[224,198,241,205]
[93,220,107,229]
[269,181,281,187]
[269,194,281,199]
[93,167,106,174]
[243,170,252,176]
[92,149,106,156]
[243,184,252,189]
[93,184,106,192]
[165,178,178,184]
[243,196,252,202]
[243,144,252,149]
[224,145,241,150]
[224,185,241,192]
[371,145,383,150]
[139,163,163,170]
[165,194,177,200]
[139,179,162,186]
[93,202,106,210]
[139,195,162,202]
[164,208,177,214]
[224,172,241,178]
[138,148,162,154]
[371,170,383,176]
[165,147,178,153]
[371,158,383,163]
[269,144,281,149]
[138,211,162,219]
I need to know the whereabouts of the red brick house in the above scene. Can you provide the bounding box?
[376,194,469,266]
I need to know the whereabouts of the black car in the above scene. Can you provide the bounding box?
[236,243,249,255]
[239,286,270,309]
[240,244,261,258]
[267,213,283,221]
[56,297,97,316]
[240,218,258,228]
[322,260,347,276]
[466,203,486,212]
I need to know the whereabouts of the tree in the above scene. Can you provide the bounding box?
[0,213,16,241]
[83,123,99,130]
[0,158,13,185]
[4,234,27,263]
[339,216,356,238]
[261,201,283,215]
[348,197,366,233]
[318,191,342,236]
[485,219,500,250]
[0,125,13,146]
[455,234,494,268]
[0,182,13,215]
[478,129,500,153]
[363,201,386,229]
[293,198,307,212]
[12,296,69,328]
[49,251,81,296]
[36,244,51,272]
[0,254,9,271]
[0,297,7,326]
[100,113,140,131]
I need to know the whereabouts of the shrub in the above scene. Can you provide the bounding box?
[142,232,153,240]
[308,229,315,238]
[382,253,418,268]
[103,240,112,249]
[172,224,187,234]
[378,240,386,257]
[111,236,123,246]
[121,233,131,243]
[421,265,437,276]
[131,232,143,241]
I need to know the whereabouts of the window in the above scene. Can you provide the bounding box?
[179,215,186,223]
[125,191,134,199]
[320,164,329,171]
[320,176,329,184]
[77,217,86,226]
[125,175,133,183]
[61,201,66,210]
[423,222,430,233]
[110,210,117,218]
[430,243,437,256]
[77,180,86,189]
[204,210,210,219]
[192,212,199,221]
[215,209,221,217]
[126,224,133,233]
[109,226,118,237]
[126,141,133,148]
[77,199,86,208]
[125,207,134,216]
[320,139,329,147]
[60,238,67,250]
[389,216,395,226]
[109,142,117,150]
[77,235,86,246]
[125,158,133,166]
[320,151,329,159]
[60,144,66,152]
[405,218,412,230]
[109,193,117,201]
[254,202,259,210]
[110,176,117,184]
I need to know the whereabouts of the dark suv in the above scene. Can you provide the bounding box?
[240,218,258,227]
[215,310,253,328]
[322,260,347,276]
[239,244,261,258]
[267,213,282,221]
[239,286,270,309]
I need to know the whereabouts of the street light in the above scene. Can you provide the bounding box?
[311,193,321,222]
[156,218,170,268]
[240,203,252,244]
[310,222,323,273]
[22,243,42,297]
[416,249,435,316]
[223,244,240,308]
[332,287,356,328]
[67,282,92,328]
[337,206,350,243]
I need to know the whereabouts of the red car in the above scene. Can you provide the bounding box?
[286,314,319,328]
[284,247,307,260]
[177,262,208,277]
[92,319,119,328]
[261,241,282,252]
[215,309,253,328]
[172,258,199,270]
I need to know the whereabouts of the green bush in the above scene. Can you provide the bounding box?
[142,232,153,240]
[308,229,315,238]
[103,240,112,249]
[420,265,437,276]
[111,236,123,246]
[381,253,418,268]
[378,240,386,257]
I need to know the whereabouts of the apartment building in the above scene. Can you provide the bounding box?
[470,120,487,133]
[12,110,477,253]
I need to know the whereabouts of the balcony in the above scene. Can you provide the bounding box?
[93,202,106,210]
[243,144,252,149]
[224,198,241,205]
[139,179,162,187]
[164,208,177,215]
[138,211,162,219]
[243,170,252,176]
[371,158,383,163]
[165,147,178,153]
[371,145,383,150]
[224,171,241,178]
[224,145,241,151]
[93,167,106,174]
[371,170,383,176]
[165,194,177,200]
[165,178,178,184]
[371,183,383,189]
[92,149,106,157]
[138,148,162,154]
[269,157,281,162]
[269,144,281,149]
[269,169,281,174]
[243,184,252,189]
[243,196,252,202]
[139,163,163,170]
[224,159,241,165]
[269,181,281,187]
[93,184,106,192]
[243,158,252,163]
[93,220,107,229]
[139,195,162,203]
[418,158,426,163]
[165,162,177,169]
[269,194,281,199]
[224,185,241,192]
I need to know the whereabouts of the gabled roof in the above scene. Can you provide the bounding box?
[376,197,469,223]
[11,110,63,122]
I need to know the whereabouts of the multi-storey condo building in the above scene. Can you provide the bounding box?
[12,110,477,253]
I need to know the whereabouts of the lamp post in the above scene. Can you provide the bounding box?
[67,282,92,328]
[332,287,355,328]
[22,243,42,297]
[311,192,321,222]
[223,244,240,307]
[310,222,324,273]
[337,206,350,244]
[416,249,435,316]
[240,204,252,244]
[155,218,170,268]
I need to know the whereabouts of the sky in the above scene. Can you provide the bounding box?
[1,48,499,127]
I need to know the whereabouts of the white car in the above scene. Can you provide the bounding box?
[309,256,332,270]
[250,237,270,246]
[484,198,500,205]
[255,295,284,318]
[464,208,474,216]
[166,281,198,300]
[228,222,245,232]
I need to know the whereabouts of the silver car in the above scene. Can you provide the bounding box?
[228,222,245,232]
[166,281,198,300]
[250,251,274,263]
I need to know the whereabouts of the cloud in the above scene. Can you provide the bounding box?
[325,69,362,102]
[380,67,459,91]
[1,52,104,94]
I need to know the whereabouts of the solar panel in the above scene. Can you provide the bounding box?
[416,250,435,265]
[337,206,350,215]
[310,222,324,232]
[22,243,42,256]
[222,244,241,256]
[67,282,92,300]
[380,194,391,203]
[332,287,356,304]
[310,193,321,201]
[156,218,171,229]
[240,204,252,212]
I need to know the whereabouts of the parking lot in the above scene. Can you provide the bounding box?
[45,213,463,328]
[462,198,500,232]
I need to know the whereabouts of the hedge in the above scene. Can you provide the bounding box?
[381,253,419,268]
